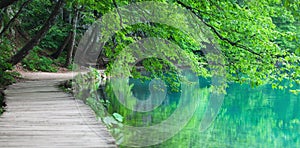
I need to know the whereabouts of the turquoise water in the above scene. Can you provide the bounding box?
[194,83,300,147]
[103,78,300,147]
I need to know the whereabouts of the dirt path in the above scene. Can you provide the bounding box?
[19,71,78,80]
[18,70,105,80]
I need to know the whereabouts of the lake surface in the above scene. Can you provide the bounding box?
[194,83,300,147]
[103,78,300,147]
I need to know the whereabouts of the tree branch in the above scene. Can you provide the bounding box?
[176,1,263,58]
[8,0,64,66]
[112,0,123,29]
[0,0,31,36]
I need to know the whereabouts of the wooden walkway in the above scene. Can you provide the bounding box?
[0,79,116,147]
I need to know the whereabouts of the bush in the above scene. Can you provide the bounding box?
[22,47,58,72]
[0,38,18,87]
[0,37,18,115]
[53,51,68,67]
[40,24,70,50]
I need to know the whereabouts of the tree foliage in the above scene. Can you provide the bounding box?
[0,0,299,91]
[97,0,300,91]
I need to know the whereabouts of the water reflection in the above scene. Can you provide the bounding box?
[103,79,300,147]
[193,83,300,147]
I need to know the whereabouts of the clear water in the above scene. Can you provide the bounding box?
[193,83,300,148]
[104,78,300,147]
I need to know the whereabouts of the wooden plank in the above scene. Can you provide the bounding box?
[0,79,116,147]
[5,87,61,93]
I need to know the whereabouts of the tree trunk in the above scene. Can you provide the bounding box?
[0,0,19,9]
[8,0,64,66]
[0,0,31,36]
[62,7,70,23]
[51,31,72,59]
[65,8,78,67]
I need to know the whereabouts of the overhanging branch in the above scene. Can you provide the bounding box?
[176,1,263,58]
